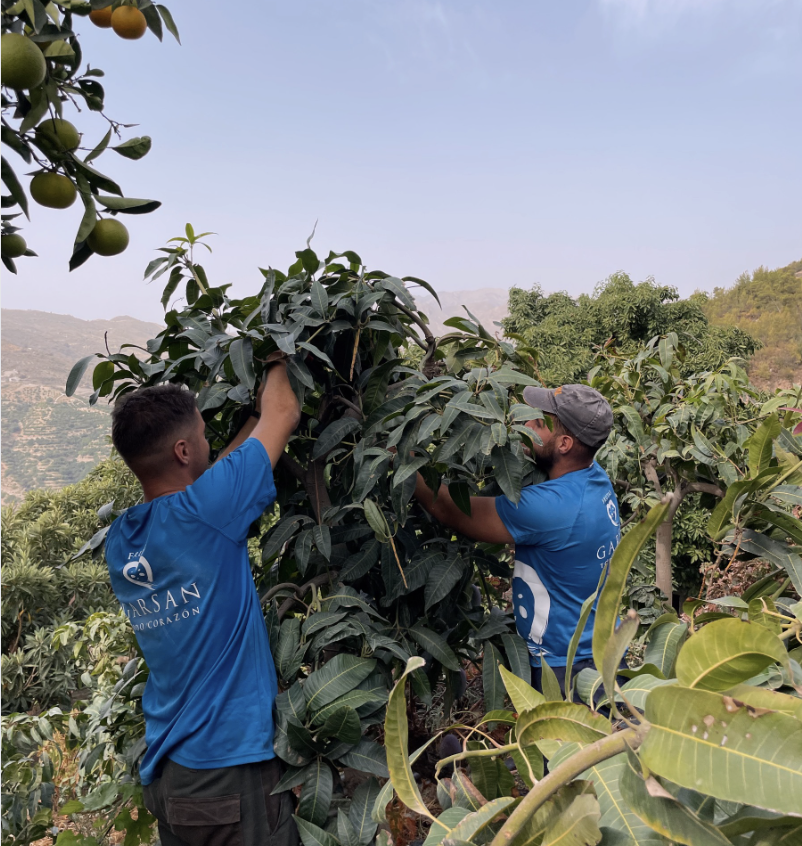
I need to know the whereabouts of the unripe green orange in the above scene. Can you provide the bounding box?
[1,233,27,258]
[89,7,114,27]
[111,7,147,39]
[1,33,47,90]
[87,218,129,256]
[35,118,81,152]
[30,172,77,209]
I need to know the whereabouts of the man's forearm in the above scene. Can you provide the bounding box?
[414,473,461,527]
[215,415,259,463]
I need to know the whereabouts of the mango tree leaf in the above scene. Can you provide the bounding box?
[491,446,523,504]
[745,414,781,477]
[425,554,464,610]
[640,686,802,814]
[383,657,434,819]
[348,778,380,845]
[541,793,603,846]
[313,418,361,460]
[424,808,471,846]
[303,655,376,711]
[228,338,255,390]
[593,501,670,678]
[66,354,98,396]
[499,664,544,714]
[337,739,388,778]
[483,642,506,712]
[294,816,339,846]
[448,797,518,843]
[644,621,688,678]
[408,624,460,671]
[614,675,674,711]
[674,617,789,691]
[318,706,361,745]
[501,633,531,683]
[620,752,731,845]
[297,757,333,827]
[517,702,611,747]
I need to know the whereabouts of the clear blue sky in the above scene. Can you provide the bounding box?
[4,0,801,322]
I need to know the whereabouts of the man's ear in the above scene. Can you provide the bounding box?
[173,438,191,466]
[557,434,574,455]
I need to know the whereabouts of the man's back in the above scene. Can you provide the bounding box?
[105,439,278,785]
[496,461,621,666]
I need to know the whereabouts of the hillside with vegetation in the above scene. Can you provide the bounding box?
[702,258,802,389]
[1,311,161,503]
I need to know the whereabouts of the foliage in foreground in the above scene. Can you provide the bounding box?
[1,0,179,272]
[381,501,802,846]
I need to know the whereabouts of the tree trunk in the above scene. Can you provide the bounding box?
[655,520,673,599]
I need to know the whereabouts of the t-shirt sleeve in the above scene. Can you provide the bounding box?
[184,438,277,541]
[495,483,576,546]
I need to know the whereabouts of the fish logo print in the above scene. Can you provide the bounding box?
[123,555,155,589]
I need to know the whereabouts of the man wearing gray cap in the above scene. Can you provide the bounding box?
[413,384,620,696]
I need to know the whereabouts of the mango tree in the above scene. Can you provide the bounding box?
[590,334,802,599]
[383,496,802,846]
[64,228,551,831]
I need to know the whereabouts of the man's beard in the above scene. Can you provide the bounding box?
[532,440,556,472]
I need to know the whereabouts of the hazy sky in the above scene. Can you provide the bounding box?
[3,0,800,323]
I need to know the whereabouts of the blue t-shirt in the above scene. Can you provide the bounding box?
[495,462,621,667]
[105,438,278,785]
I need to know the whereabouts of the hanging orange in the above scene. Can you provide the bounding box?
[111,6,147,40]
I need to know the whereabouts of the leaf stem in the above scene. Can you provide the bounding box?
[489,727,645,846]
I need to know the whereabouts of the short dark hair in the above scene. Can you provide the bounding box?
[552,416,602,459]
[111,384,198,468]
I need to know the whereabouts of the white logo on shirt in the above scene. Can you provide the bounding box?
[606,499,619,527]
[123,555,156,589]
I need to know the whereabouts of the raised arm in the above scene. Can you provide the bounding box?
[414,473,514,544]
[249,356,301,467]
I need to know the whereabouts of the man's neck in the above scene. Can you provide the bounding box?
[547,459,594,481]
[141,473,194,502]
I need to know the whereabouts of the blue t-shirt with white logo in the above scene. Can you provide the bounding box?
[105,438,278,785]
[495,462,620,667]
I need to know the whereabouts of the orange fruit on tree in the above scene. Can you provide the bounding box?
[35,118,81,152]
[1,33,47,90]
[30,172,77,209]
[1,233,27,258]
[87,218,129,256]
[89,7,114,28]
[111,6,147,40]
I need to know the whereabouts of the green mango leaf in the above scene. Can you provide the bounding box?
[294,816,339,846]
[541,793,603,846]
[228,338,255,390]
[383,656,434,819]
[499,664,544,714]
[337,739,388,778]
[424,808,471,846]
[312,418,361,460]
[675,617,789,691]
[425,554,464,610]
[65,354,98,396]
[641,686,802,814]
[348,777,380,845]
[517,702,611,747]
[745,414,781,477]
[491,446,523,504]
[448,796,518,842]
[644,621,688,678]
[748,597,783,635]
[297,757,333,828]
[619,751,731,845]
[408,624,460,671]
[318,706,361,745]
[303,655,376,711]
[593,501,669,679]
[483,642,506,712]
[539,655,564,702]
[501,633,531,683]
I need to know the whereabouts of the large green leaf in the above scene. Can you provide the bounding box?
[408,624,460,671]
[297,758,333,827]
[65,354,97,396]
[295,816,339,846]
[613,675,674,711]
[600,610,639,705]
[310,690,386,726]
[423,807,471,846]
[425,554,464,610]
[541,793,603,846]
[745,414,781,477]
[318,706,361,745]
[674,617,789,691]
[720,684,802,720]
[501,633,531,683]
[619,752,730,845]
[312,418,361,460]
[548,744,668,845]
[483,642,506,712]
[641,686,802,814]
[384,657,434,819]
[644,622,687,678]
[491,446,523,504]
[593,501,669,679]
[338,739,389,778]
[303,655,377,711]
[499,664,544,714]
[348,778,380,845]
[448,797,518,842]
[517,702,611,747]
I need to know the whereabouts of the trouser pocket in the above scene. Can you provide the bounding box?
[167,794,241,846]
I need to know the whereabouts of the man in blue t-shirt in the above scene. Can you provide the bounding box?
[105,353,300,846]
[413,384,620,696]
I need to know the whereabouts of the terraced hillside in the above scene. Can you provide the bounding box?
[1,310,161,503]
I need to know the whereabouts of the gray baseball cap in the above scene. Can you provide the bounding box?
[522,384,613,447]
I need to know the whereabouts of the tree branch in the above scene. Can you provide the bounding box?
[643,459,662,496]
[489,727,645,846]
[687,481,725,498]
[278,453,305,482]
